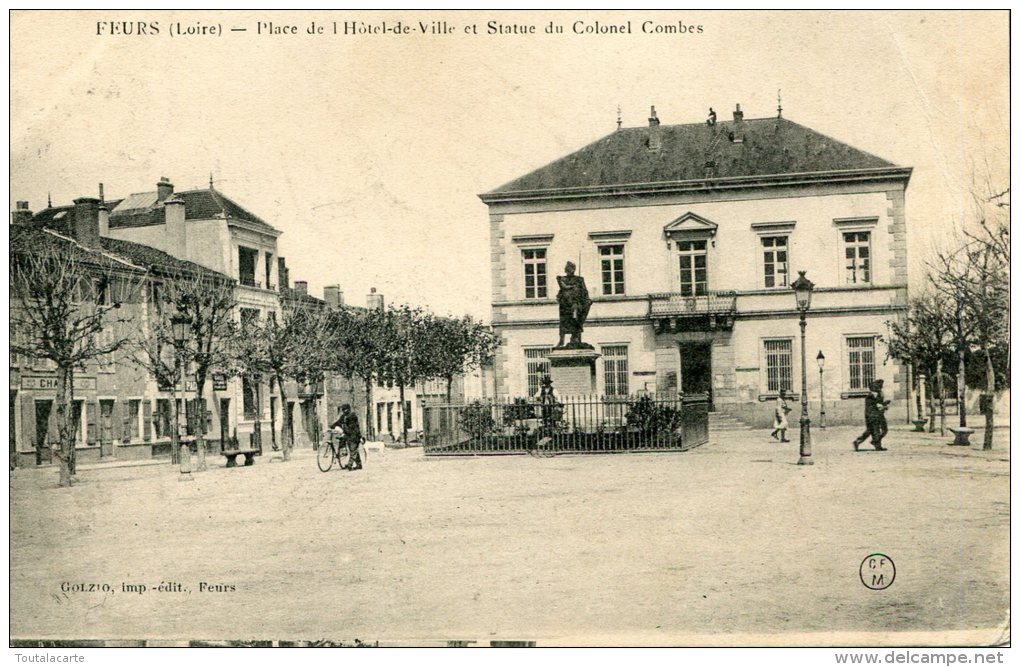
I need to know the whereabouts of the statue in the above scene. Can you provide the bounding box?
[556,261,592,348]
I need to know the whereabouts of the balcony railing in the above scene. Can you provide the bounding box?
[239,277,263,289]
[648,291,737,332]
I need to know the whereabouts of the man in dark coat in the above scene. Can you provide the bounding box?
[853,379,890,451]
[330,404,364,470]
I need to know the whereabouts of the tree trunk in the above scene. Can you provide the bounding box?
[170,368,182,466]
[364,376,374,439]
[194,373,208,472]
[277,372,292,461]
[956,291,967,428]
[399,381,408,446]
[55,364,75,487]
[253,376,263,451]
[983,347,995,450]
[937,359,946,437]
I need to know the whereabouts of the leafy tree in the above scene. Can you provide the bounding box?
[883,292,956,433]
[421,315,501,403]
[261,300,334,461]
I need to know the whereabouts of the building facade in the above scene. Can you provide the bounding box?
[10,198,234,466]
[480,105,912,427]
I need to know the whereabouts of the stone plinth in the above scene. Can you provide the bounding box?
[546,348,600,397]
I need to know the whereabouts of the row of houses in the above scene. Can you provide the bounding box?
[10,178,462,467]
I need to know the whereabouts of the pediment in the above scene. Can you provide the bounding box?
[663,212,718,239]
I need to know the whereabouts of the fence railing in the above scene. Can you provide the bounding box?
[422,393,709,456]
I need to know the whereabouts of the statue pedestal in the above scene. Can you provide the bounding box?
[547,348,600,397]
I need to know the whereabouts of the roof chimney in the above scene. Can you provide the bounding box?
[323,285,344,309]
[72,197,101,247]
[647,105,662,153]
[11,201,33,225]
[294,280,308,297]
[164,196,186,256]
[277,257,290,290]
[156,177,174,202]
[98,203,110,237]
[648,105,660,127]
[367,287,385,311]
[733,103,744,123]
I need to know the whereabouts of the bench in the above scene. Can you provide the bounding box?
[221,448,259,467]
[948,427,975,447]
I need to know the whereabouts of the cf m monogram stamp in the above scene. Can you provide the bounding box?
[860,553,896,590]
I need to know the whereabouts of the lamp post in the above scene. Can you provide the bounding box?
[791,271,815,465]
[816,350,826,429]
[171,315,193,482]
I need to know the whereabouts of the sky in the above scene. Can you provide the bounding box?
[9,10,1010,319]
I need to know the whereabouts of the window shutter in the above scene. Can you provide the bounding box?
[19,394,36,452]
[142,400,152,441]
[120,402,132,443]
[111,401,124,443]
[86,402,98,444]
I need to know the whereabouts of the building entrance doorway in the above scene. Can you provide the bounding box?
[679,342,713,409]
[34,399,53,465]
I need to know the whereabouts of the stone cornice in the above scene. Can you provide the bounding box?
[479,167,913,206]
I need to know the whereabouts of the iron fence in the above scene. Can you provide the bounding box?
[422,393,709,456]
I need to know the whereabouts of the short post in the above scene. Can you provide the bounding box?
[816,350,826,429]
[912,374,928,432]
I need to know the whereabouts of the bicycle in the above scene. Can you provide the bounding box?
[317,429,366,472]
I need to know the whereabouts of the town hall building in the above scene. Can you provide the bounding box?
[480,104,912,427]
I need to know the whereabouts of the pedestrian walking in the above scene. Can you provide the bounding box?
[771,388,792,442]
[853,379,890,451]
[330,404,365,470]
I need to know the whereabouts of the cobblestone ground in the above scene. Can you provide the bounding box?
[9,425,1009,646]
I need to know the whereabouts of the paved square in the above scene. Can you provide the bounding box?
[10,426,1009,645]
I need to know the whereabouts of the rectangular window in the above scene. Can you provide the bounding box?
[843,232,871,284]
[238,246,259,287]
[265,251,274,289]
[128,400,141,440]
[763,339,793,393]
[240,308,260,327]
[522,248,548,299]
[602,345,629,396]
[599,244,626,295]
[677,240,708,296]
[524,347,552,397]
[762,236,789,288]
[847,336,876,391]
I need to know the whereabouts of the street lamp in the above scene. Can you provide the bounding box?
[171,314,193,482]
[816,350,826,429]
[791,271,815,465]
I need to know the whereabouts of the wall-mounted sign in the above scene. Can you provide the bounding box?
[157,378,197,393]
[212,373,228,391]
[22,376,97,391]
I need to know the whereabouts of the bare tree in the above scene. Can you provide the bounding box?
[10,228,145,486]
[929,189,1010,449]
[127,265,236,471]
[162,268,237,471]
